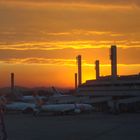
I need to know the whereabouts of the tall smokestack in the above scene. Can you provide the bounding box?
[110,45,117,78]
[75,73,78,89]
[95,60,100,80]
[76,55,82,86]
[11,73,15,93]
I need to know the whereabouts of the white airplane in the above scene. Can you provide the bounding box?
[5,102,37,113]
[0,96,38,113]
[48,87,82,104]
[34,95,94,115]
[19,95,35,102]
[21,95,46,103]
[1,93,94,115]
[12,88,46,103]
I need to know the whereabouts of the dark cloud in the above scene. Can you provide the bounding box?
[0,4,140,44]
[2,0,140,5]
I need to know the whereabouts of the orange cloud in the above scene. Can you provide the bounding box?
[0,40,140,51]
[0,0,138,10]
[0,58,77,66]
[0,57,140,68]
[0,0,139,88]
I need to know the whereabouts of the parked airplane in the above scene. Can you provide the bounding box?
[5,102,37,113]
[0,89,94,115]
[34,95,94,115]
[108,97,140,113]
[21,95,46,103]
[0,96,38,113]
[48,87,89,104]
[34,103,94,115]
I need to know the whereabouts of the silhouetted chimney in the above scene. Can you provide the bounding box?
[110,45,117,78]
[95,60,100,80]
[76,55,82,86]
[75,73,78,89]
[11,73,15,93]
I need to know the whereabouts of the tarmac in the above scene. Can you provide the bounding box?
[4,112,140,140]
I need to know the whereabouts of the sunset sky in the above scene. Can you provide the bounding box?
[0,0,140,88]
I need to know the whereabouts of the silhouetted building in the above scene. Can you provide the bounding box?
[76,45,140,113]
[110,45,117,78]
[76,55,82,86]
[76,45,140,97]
[11,73,15,93]
[95,60,100,80]
[75,73,78,89]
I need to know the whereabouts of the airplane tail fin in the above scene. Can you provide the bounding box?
[0,96,7,106]
[33,91,44,107]
[51,86,62,96]
[0,96,7,112]
[11,88,23,101]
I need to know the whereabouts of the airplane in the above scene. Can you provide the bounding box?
[107,96,140,113]
[51,87,63,97]
[34,103,94,115]
[12,88,46,103]
[0,96,38,113]
[34,95,94,115]
[21,95,46,103]
[0,88,94,115]
[5,102,38,113]
[47,87,89,104]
